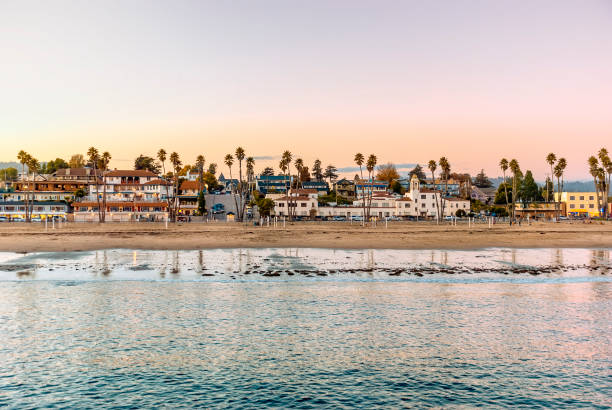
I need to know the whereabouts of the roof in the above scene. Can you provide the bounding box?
[73,201,168,207]
[53,168,93,177]
[445,197,469,202]
[291,189,317,194]
[144,179,171,186]
[180,180,199,190]
[396,198,412,202]
[104,170,157,177]
[274,196,313,201]
[0,201,69,206]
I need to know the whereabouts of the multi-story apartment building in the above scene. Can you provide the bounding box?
[554,192,605,217]
[256,175,292,194]
[73,170,172,221]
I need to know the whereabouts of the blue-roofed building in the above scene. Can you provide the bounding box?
[218,173,239,193]
[354,179,389,198]
[256,175,292,194]
[301,180,329,196]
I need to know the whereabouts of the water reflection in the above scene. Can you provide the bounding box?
[0,248,610,283]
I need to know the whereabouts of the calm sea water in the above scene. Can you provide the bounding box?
[0,248,610,408]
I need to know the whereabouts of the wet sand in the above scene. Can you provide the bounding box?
[0,221,611,252]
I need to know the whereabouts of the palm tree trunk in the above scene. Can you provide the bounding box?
[502,171,509,218]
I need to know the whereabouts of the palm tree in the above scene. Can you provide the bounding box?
[280,151,292,220]
[26,155,39,222]
[427,160,439,220]
[170,152,182,222]
[598,148,611,218]
[235,147,246,220]
[499,158,510,216]
[157,149,171,214]
[17,151,30,221]
[195,155,205,193]
[438,157,450,218]
[246,156,255,195]
[99,152,111,222]
[509,159,521,219]
[366,154,377,221]
[87,147,101,222]
[589,156,604,218]
[224,153,238,220]
[354,153,364,179]
[294,158,304,218]
[546,153,556,203]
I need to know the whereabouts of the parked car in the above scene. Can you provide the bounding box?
[332,216,346,221]
[351,215,363,221]
[211,203,225,214]
[384,216,401,221]
[11,217,25,222]
[0,216,8,222]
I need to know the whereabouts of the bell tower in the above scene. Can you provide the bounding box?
[410,174,420,194]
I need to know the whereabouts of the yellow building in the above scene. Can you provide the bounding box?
[554,192,605,217]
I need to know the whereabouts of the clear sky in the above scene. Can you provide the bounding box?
[1,0,610,179]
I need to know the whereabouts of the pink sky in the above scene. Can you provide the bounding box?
[1,0,610,179]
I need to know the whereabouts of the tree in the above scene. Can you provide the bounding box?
[224,153,239,221]
[87,147,102,222]
[197,190,206,216]
[25,155,40,222]
[588,156,603,218]
[99,151,111,222]
[391,180,403,194]
[251,192,275,218]
[280,151,292,219]
[42,158,69,174]
[409,164,426,181]
[323,165,338,186]
[438,157,451,219]
[299,166,310,182]
[195,155,205,193]
[134,155,160,174]
[246,157,256,195]
[499,158,510,215]
[207,163,217,176]
[599,148,611,218]
[157,148,171,218]
[311,159,323,182]
[428,160,440,220]
[546,153,557,203]
[0,167,18,181]
[509,159,521,218]
[494,182,513,205]
[170,152,182,222]
[366,155,377,221]
[354,153,364,179]
[519,170,539,205]
[376,163,399,185]
[473,169,492,188]
[69,154,85,168]
[261,167,274,176]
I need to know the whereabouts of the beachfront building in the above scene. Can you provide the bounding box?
[5,179,88,202]
[177,180,201,216]
[334,178,356,200]
[514,202,562,219]
[272,189,319,217]
[422,178,461,197]
[217,173,238,193]
[52,167,98,184]
[256,175,292,194]
[554,192,605,217]
[0,201,69,221]
[73,170,172,221]
[301,180,329,196]
[354,179,388,198]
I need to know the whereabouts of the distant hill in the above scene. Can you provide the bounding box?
[488,176,595,192]
[0,162,21,170]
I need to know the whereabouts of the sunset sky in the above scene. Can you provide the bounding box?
[1,0,611,179]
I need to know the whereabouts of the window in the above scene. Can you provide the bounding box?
[278,203,284,207]
[421,195,426,199]
[570,196,575,200]
[300,203,306,207]
[589,204,594,208]
[421,203,426,208]
[579,196,584,200]
[580,204,584,208]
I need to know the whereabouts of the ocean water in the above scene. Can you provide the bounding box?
[0,248,610,408]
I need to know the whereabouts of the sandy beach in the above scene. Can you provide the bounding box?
[0,221,611,252]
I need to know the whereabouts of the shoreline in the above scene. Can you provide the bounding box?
[1,221,611,252]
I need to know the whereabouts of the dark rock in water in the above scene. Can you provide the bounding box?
[201,273,215,277]
[0,264,36,272]
[263,272,281,277]
[389,272,401,276]
[415,272,423,277]
[316,272,328,276]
